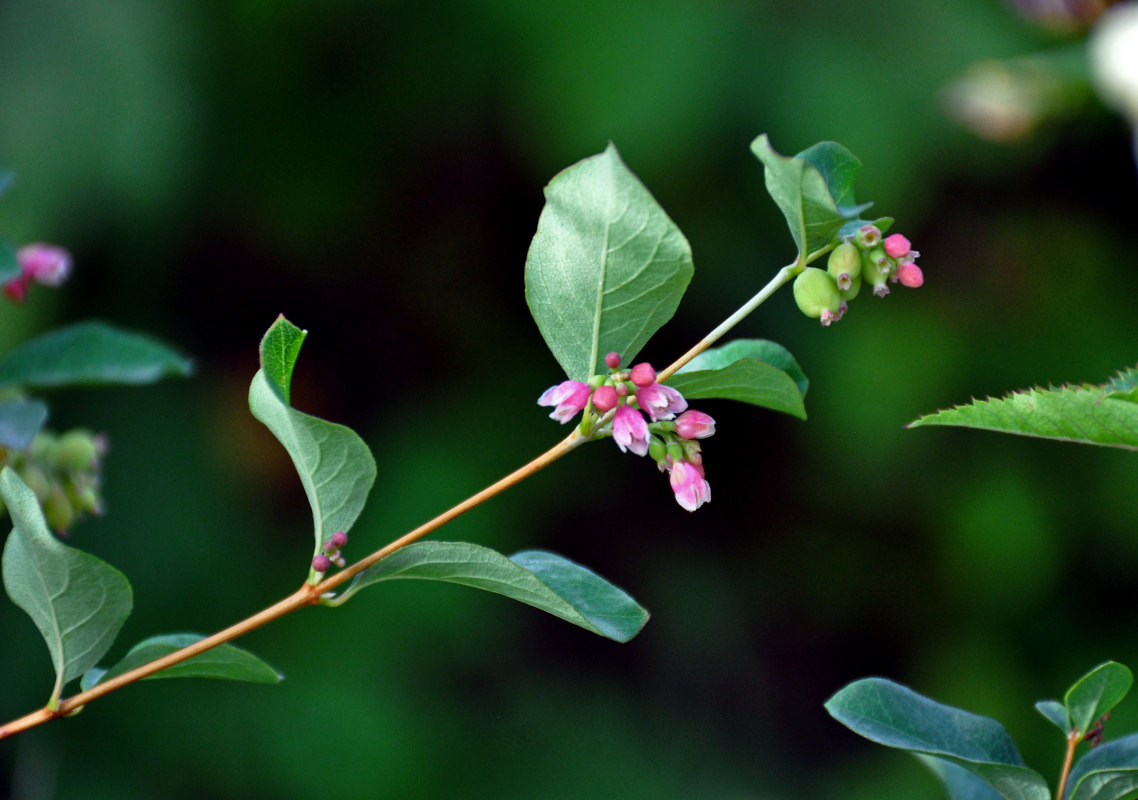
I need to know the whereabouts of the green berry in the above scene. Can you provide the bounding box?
[827,242,861,290]
[43,485,74,533]
[55,430,100,471]
[28,432,58,462]
[17,465,51,503]
[793,268,842,319]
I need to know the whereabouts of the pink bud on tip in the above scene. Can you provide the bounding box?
[17,243,72,287]
[604,352,622,369]
[312,554,332,573]
[592,384,618,413]
[330,531,348,548]
[897,261,924,288]
[629,362,656,387]
[674,410,716,439]
[883,234,912,260]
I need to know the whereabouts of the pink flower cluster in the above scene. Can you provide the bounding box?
[3,242,72,303]
[538,353,715,511]
[882,233,924,290]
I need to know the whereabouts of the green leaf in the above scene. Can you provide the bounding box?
[248,317,376,554]
[751,135,852,262]
[918,755,1006,800]
[0,170,14,197]
[525,143,694,382]
[259,314,307,404]
[334,541,649,643]
[908,369,1138,451]
[0,237,19,285]
[1,468,131,705]
[0,321,194,391]
[1035,699,1072,734]
[1067,732,1138,800]
[667,338,808,419]
[0,399,48,449]
[1066,662,1133,736]
[79,633,282,691]
[826,678,1050,800]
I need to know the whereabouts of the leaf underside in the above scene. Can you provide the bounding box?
[80,633,282,691]
[668,338,809,419]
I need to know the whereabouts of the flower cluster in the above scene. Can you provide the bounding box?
[312,531,349,574]
[792,225,924,326]
[538,353,715,511]
[3,243,72,303]
[2,428,108,535]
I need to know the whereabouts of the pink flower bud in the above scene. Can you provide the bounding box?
[883,233,912,260]
[629,362,657,387]
[669,460,711,512]
[613,405,650,456]
[674,410,716,439]
[604,352,622,369]
[17,243,72,287]
[312,554,332,572]
[537,380,592,423]
[635,382,687,421]
[330,531,348,548]
[896,261,924,288]
[592,384,618,413]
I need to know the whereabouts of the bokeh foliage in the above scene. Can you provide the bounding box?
[2,0,1137,797]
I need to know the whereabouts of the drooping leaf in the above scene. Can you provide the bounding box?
[0,237,19,285]
[667,338,808,419]
[1066,662,1133,736]
[79,633,282,691]
[918,755,1006,800]
[826,677,1050,800]
[1066,732,1138,800]
[0,321,194,390]
[1035,699,1072,734]
[1,468,131,706]
[908,369,1138,451]
[248,317,376,554]
[0,399,48,449]
[259,314,307,404]
[333,541,649,643]
[525,143,693,382]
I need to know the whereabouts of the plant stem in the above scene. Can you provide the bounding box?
[657,262,795,381]
[1055,731,1080,800]
[0,428,587,740]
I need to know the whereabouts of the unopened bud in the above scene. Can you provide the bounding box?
[312,554,331,573]
[592,384,618,413]
[604,352,622,369]
[629,363,656,387]
[793,268,842,322]
[648,435,667,463]
[331,531,348,548]
[883,233,912,260]
[896,261,924,288]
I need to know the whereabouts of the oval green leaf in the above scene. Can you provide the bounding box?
[667,339,808,419]
[333,541,649,643]
[1035,699,1071,734]
[1066,662,1133,736]
[525,143,693,382]
[0,399,48,449]
[1067,732,1138,800]
[79,633,282,691]
[1,467,132,705]
[0,321,193,390]
[826,677,1050,800]
[918,755,1006,800]
[248,318,376,555]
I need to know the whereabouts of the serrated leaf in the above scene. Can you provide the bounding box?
[1,468,131,705]
[826,678,1050,800]
[248,318,376,555]
[0,237,19,284]
[908,371,1138,451]
[334,541,649,643]
[667,338,808,419]
[1066,662,1133,736]
[1067,732,1138,800]
[525,143,693,382]
[259,314,307,404]
[1035,699,1072,734]
[79,633,282,691]
[0,399,48,449]
[918,755,1006,800]
[0,321,193,390]
[751,135,850,262]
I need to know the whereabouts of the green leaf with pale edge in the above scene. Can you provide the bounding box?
[918,755,1006,800]
[259,314,307,404]
[1035,699,1071,734]
[751,135,854,262]
[79,633,282,691]
[1067,732,1138,800]
[909,367,1138,451]
[826,678,1050,800]
[525,143,693,382]
[0,237,18,284]
[0,321,193,390]
[0,399,48,449]
[1,468,131,704]
[335,541,649,643]
[1066,662,1133,736]
[667,339,808,419]
[249,317,376,553]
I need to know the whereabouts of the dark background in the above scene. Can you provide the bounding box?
[1,1,1137,797]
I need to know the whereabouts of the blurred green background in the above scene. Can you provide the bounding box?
[2,0,1137,797]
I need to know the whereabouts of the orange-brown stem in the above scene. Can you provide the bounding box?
[1055,730,1080,800]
